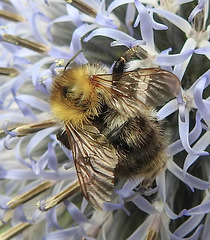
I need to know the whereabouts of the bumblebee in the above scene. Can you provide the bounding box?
[49,46,181,209]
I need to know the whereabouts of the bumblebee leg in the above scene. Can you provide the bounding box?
[56,130,71,150]
[113,46,148,74]
[113,57,126,74]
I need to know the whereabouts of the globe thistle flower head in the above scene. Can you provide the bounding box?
[0,0,210,239]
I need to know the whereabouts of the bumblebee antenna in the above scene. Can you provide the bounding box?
[64,49,84,70]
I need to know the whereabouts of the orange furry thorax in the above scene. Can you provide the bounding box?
[49,65,104,127]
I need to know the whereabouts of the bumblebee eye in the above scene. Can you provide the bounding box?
[62,86,69,98]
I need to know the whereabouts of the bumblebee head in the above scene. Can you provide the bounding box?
[50,64,103,127]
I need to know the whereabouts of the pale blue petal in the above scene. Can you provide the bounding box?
[170,225,203,240]
[173,38,196,80]
[64,200,88,223]
[15,95,49,112]
[177,91,186,122]
[150,12,168,30]
[178,110,207,155]
[3,121,17,137]
[167,161,210,190]
[194,46,210,55]
[187,112,203,145]
[103,200,128,213]
[187,201,210,215]
[13,205,29,223]
[43,226,82,240]
[193,74,210,126]
[95,13,117,29]
[151,8,192,34]
[47,142,58,173]
[15,138,32,168]
[39,171,72,181]
[127,216,154,240]
[48,47,72,59]
[110,39,145,48]
[174,215,204,237]
[157,99,178,120]
[157,173,187,219]
[201,214,210,240]
[0,166,8,179]
[29,11,50,44]
[132,195,159,215]
[183,132,210,189]
[164,204,186,220]
[31,57,54,88]
[11,67,34,94]
[108,0,134,14]
[188,0,207,23]
[125,3,136,36]
[46,208,62,230]
[3,135,17,150]
[34,152,48,175]
[155,49,194,66]
[14,97,37,121]
[0,196,11,208]
[70,24,98,64]
[13,56,31,65]
[26,127,58,159]
[84,27,136,46]
[3,169,37,180]
[134,0,154,49]
[47,13,82,42]
[115,179,141,198]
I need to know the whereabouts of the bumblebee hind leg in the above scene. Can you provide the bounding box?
[113,46,148,74]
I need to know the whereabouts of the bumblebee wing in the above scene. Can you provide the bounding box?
[65,124,118,210]
[122,68,181,107]
[94,68,181,108]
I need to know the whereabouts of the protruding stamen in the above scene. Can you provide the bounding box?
[2,34,49,53]
[0,10,25,22]
[0,222,30,240]
[7,180,54,209]
[38,180,80,211]
[0,67,19,76]
[146,228,158,240]
[0,211,13,227]
[13,119,56,137]
[145,216,161,240]
[65,0,97,17]
[0,120,56,138]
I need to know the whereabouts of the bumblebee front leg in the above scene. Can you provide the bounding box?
[113,46,148,74]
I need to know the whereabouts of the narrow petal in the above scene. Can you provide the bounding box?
[193,75,210,126]
[132,195,159,215]
[127,216,154,240]
[155,49,194,66]
[47,142,58,173]
[178,109,207,155]
[43,226,82,240]
[187,201,210,215]
[46,208,62,230]
[173,38,196,80]
[201,214,210,240]
[134,0,155,50]
[64,200,88,223]
[151,8,192,34]
[183,131,210,188]
[26,127,58,159]
[84,27,136,46]
[167,160,210,190]
[174,215,204,237]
